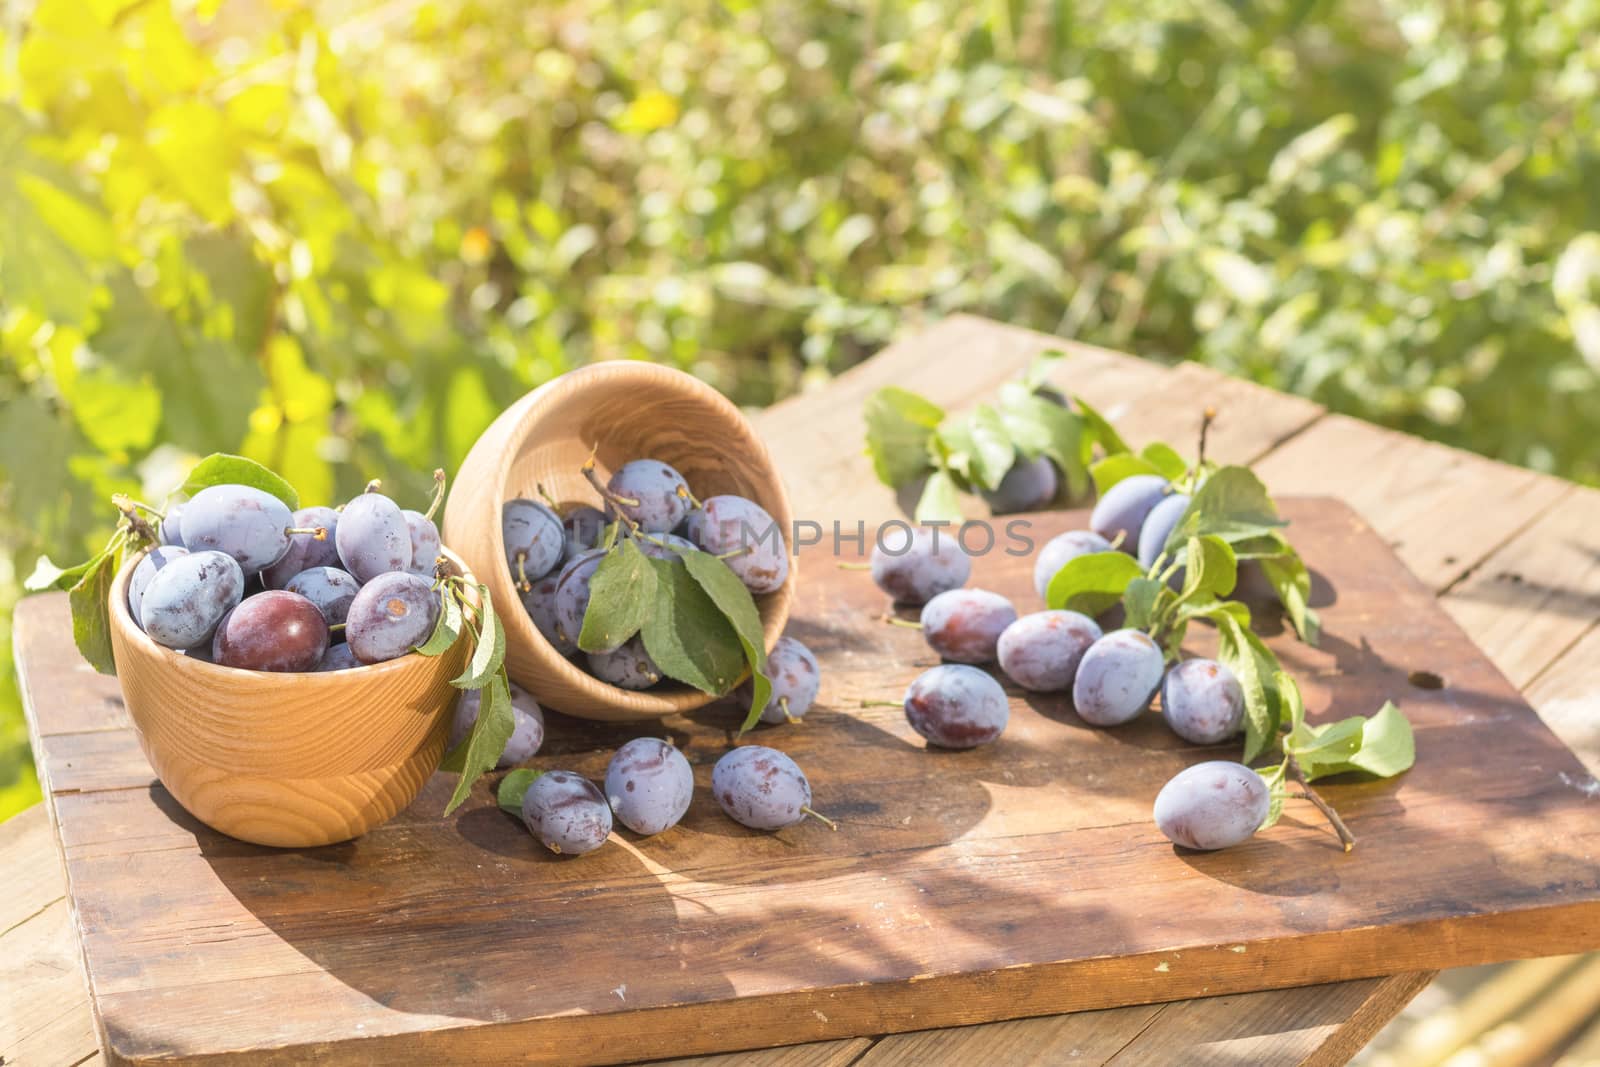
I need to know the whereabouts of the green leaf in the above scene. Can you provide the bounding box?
[1178,535,1238,602]
[416,586,464,656]
[998,386,1089,499]
[1292,717,1367,779]
[1090,453,1163,497]
[1294,702,1415,781]
[1023,351,1066,393]
[24,552,100,592]
[914,468,964,524]
[1074,396,1130,457]
[497,768,544,814]
[1046,550,1144,616]
[1346,702,1415,777]
[640,557,746,695]
[938,405,1015,490]
[69,551,118,675]
[682,549,772,733]
[1169,466,1285,545]
[180,453,300,510]
[1275,670,1307,735]
[1140,442,1189,482]
[864,387,943,488]
[1123,576,1164,631]
[451,584,505,688]
[441,673,514,814]
[578,540,658,653]
[1257,760,1289,831]
[1215,610,1282,762]
[1259,544,1321,646]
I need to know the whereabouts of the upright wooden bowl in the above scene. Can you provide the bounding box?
[443,361,797,721]
[108,551,476,848]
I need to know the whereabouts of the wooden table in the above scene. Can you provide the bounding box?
[4,314,1598,1066]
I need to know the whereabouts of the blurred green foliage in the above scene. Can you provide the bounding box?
[2,0,1598,820]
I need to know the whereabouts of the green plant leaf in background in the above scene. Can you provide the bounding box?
[938,406,1015,490]
[914,469,964,524]
[1170,466,1285,544]
[864,387,943,488]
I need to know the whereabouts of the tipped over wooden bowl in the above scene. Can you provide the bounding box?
[107,550,476,848]
[443,361,797,721]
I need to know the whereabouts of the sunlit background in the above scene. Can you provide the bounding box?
[2,0,1598,833]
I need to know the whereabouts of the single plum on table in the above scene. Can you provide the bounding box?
[336,491,413,583]
[1161,658,1245,744]
[738,636,821,724]
[1032,529,1113,600]
[521,770,613,855]
[283,566,361,628]
[608,459,693,534]
[919,588,1018,664]
[688,495,789,594]
[712,746,821,830]
[996,610,1102,692]
[262,505,342,588]
[1153,760,1270,850]
[1089,475,1169,552]
[138,550,246,650]
[903,664,1009,749]
[605,738,694,836]
[1072,628,1165,726]
[212,591,329,672]
[450,680,545,767]
[982,455,1059,514]
[344,571,439,664]
[870,526,971,606]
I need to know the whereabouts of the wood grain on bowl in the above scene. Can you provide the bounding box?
[444,361,797,721]
[106,550,477,848]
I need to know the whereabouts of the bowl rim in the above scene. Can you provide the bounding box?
[481,360,796,716]
[110,545,479,684]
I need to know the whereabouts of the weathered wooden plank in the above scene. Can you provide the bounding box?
[0,806,100,1067]
[1103,973,1437,1067]
[853,1003,1167,1066]
[1440,486,1600,690]
[1253,414,1570,593]
[1526,622,1600,776]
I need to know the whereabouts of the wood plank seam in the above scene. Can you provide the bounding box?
[1435,484,1581,598]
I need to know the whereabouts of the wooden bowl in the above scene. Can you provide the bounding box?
[107,551,476,848]
[443,361,796,721]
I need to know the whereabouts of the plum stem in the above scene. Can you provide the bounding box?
[716,547,751,561]
[110,494,161,545]
[329,623,347,633]
[677,483,703,510]
[1196,406,1217,471]
[580,457,645,538]
[800,806,838,830]
[859,699,901,709]
[285,526,328,541]
[1288,756,1355,852]
[779,695,801,725]
[515,552,531,592]
[836,561,871,570]
[884,616,924,630]
[364,478,382,494]
[535,482,560,509]
[424,469,448,521]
